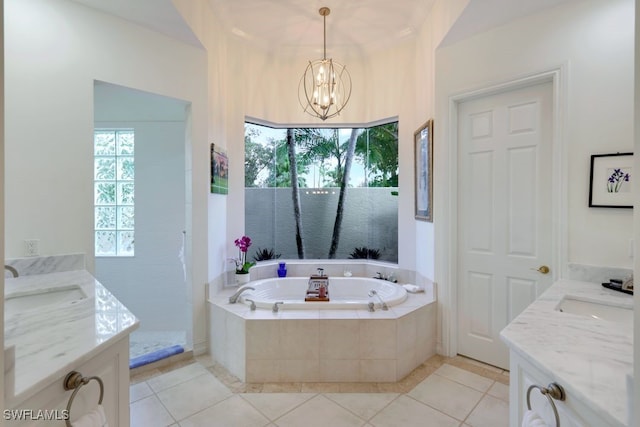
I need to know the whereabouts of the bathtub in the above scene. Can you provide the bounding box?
[238,276,407,309]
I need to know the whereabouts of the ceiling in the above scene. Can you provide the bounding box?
[71,0,581,54]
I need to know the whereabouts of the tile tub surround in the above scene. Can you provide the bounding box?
[5,253,86,277]
[208,283,436,383]
[500,279,633,427]
[215,259,427,293]
[4,270,139,404]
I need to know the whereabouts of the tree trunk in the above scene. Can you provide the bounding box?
[287,129,305,258]
[328,128,358,258]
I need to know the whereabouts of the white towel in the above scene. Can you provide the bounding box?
[402,284,424,293]
[72,405,109,427]
[521,410,547,427]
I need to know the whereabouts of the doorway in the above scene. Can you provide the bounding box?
[93,81,192,363]
[455,79,558,369]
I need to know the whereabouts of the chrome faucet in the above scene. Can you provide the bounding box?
[272,301,284,312]
[368,289,389,310]
[4,265,18,278]
[228,286,255,304]
[245,298,257,311]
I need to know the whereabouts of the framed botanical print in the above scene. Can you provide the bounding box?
[415,119,433,221]
[588,152,633,208]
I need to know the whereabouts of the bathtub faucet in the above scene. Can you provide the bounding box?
[228,286,255,304]
[4,265,18,278]
[368,289,389,311]
[272,301,284,312]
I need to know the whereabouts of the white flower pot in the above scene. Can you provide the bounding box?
[236,272,251,285]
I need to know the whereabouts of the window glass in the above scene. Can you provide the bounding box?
[245,122,398,262]
[94,129,135,256]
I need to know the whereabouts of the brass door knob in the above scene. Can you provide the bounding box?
[531,265,550,274]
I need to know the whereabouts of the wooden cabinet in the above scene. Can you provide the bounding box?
[509,351,611,427]
[6,337,130,427]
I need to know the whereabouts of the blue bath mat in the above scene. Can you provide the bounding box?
[129,344,184,369]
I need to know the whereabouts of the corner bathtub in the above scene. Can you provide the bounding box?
[238,276,407,309]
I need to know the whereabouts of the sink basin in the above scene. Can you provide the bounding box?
[557,297,633,323]
[5,285,87,317]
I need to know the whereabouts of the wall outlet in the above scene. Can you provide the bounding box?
[24,239,40,257]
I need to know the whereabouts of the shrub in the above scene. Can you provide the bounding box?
[349,247,381,260]
[253,247,281,261]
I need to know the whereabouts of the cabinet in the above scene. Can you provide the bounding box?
[6,337,130,427]
[509,351,611,427]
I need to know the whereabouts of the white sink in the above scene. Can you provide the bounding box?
[557,297,633,324]
[5,285,87,317]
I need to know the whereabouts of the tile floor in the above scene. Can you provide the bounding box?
[130,354,509,427]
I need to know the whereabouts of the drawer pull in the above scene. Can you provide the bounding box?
[526,382,565,427]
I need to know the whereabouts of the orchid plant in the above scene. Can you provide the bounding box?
[233,235,256,274]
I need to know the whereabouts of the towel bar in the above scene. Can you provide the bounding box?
[526,382,566,427]
[63,371,104,427]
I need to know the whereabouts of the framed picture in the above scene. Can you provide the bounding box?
[414,119,433,221]
[589,152,633,208]
[211,143,229,195]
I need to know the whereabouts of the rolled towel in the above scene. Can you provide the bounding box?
[72,405,109,427]
[522,410,547,427]
[402,284,423,293]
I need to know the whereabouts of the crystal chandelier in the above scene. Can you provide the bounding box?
[298,7,352,121]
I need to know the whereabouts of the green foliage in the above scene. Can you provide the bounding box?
[244,125,275,187]
[355,122,398,187]
[348,247,381,260]
[252,248,281,261]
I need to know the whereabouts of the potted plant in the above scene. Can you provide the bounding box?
[233,235,256,284]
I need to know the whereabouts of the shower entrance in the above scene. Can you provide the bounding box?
[93,81,192,367]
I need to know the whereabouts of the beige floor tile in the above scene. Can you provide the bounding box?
[130,381,153,403]
[179,395,270,427]
[240,393,315,420]
[369,395,459,427]
[130,395,175,427]
[324,393,399,421]
[156,373,232,421]
[273,394,365,427]
[147,363,210,392]
[408,374,483,421]
[487,381,509,402]
[465,394,509,427]
[435,364,493,392]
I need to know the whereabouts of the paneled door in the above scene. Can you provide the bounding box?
[457,81,554,369]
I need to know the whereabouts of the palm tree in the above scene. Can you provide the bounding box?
[328,128,358,258]
[355,122,398,187]
[287,129,305,258]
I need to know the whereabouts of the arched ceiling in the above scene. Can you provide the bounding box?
[71,0,581,54]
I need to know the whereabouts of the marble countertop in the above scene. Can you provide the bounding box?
[4,270,139,404]
[500,279,633,427]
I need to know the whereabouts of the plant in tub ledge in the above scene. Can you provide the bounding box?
[233,235,256,284]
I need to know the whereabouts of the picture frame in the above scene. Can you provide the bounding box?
[588,152,633,208]
[414,119,434,221]
[211,143,229,195]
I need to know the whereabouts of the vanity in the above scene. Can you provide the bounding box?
[4,256,138,426]
[501,279,633,427]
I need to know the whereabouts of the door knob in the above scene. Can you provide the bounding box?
[531,265,550,274]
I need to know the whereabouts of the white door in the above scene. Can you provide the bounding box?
[457,82,554,369]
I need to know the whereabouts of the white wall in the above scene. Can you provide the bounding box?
[4,0,209,352]
[434,0,634,355]
[174,0,471,283]
[634,0,639,423]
